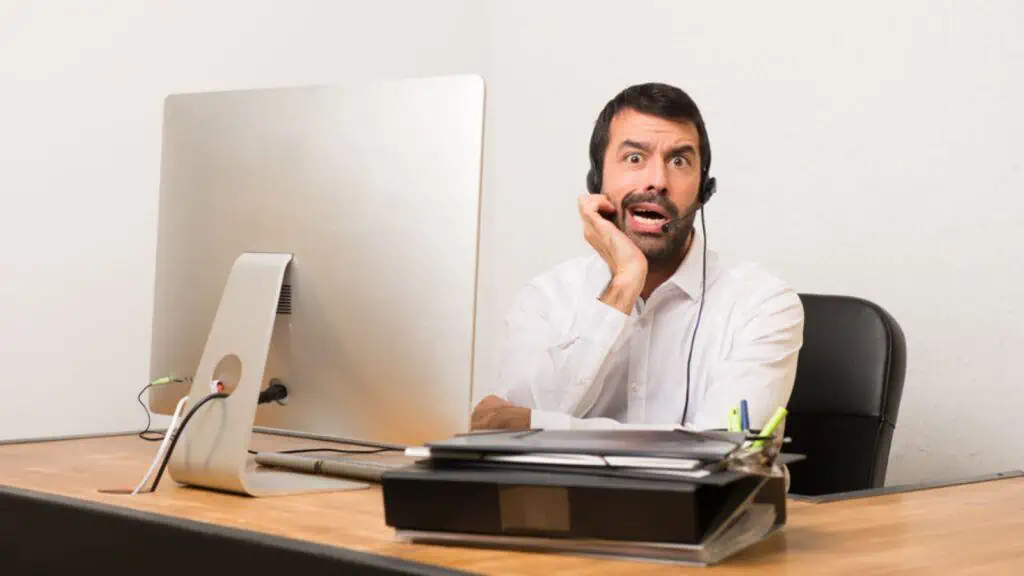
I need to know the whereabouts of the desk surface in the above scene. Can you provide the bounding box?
[2,434,1023,574]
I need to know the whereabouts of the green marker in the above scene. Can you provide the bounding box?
[753,406,788,449]
[728,407,742,432]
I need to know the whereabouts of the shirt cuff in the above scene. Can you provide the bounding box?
[531,409,572,430]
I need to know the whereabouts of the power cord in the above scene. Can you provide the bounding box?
[147,392,228,493]
[137,376,192,442]
[246,447,397,456]
[132,396,189,495]
[139,379,402,493]
[137,378,285,444]
[257,380,288,405]
[307,437,403,451]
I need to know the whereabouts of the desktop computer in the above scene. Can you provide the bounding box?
[145,75,485,495]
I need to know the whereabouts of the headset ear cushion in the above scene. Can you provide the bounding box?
[701,176,718,204]
[586,167,600,194]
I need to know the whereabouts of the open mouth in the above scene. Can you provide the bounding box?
[626,202,671,233]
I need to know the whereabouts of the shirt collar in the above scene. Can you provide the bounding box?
[666,230,706,300]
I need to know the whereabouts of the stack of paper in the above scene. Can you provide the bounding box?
[383,428,799,566]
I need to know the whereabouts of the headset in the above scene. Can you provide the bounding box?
[587,164,717,206]
[585,121,716,426]
[586,119,717,206]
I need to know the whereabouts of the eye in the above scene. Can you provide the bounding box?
[626,153,642,164]
[671,155,690,168]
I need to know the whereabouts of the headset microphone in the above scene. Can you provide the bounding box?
[659,176,717,233]
[659,201,704,233]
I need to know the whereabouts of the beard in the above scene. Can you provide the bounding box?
[618,191,694,265]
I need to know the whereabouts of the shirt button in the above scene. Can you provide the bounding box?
[631,382,640,393]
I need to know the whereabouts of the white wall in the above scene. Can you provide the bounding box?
[3,0,1022,486]
[473,0,1024,485]
[0,0,487,440]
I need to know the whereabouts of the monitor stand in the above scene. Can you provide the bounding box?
[167,252,366,496]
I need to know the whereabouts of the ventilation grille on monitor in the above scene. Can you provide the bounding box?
[277,284,292,315]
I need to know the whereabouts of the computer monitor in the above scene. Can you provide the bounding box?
[146,76,485,495]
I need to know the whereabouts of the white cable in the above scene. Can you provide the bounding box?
[132,395,189,495]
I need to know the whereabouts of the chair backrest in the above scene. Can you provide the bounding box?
[785,294,907,496]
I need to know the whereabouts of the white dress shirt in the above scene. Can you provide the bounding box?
[498,231,804,431]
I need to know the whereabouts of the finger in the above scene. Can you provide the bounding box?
[471,404,492,428]
[579,196,617,229]
[481,394,509,409]
[592,194,615,214]
[470,414,486,430]
[579,193,614,216]
[578,194,596,219]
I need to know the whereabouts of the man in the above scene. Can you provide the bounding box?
[472,83,804,431]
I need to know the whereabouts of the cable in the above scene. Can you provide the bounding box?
[252,428,407,451]
[314,438,402,451]
[246,447,396,456]
[137,377,192,441]
[279,447,394,454]
[681,208,709,425]
[147,392,228,493]
[257,380,288,405]
[137,383,164,442]
[132,396,189,495]
[144,384,401,491]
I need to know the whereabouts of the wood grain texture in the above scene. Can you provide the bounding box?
[2,434,1023,574]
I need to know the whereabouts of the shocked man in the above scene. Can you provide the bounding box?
[472,83,804,431]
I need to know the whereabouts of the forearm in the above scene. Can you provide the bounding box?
[501,298,634,415]
[599,271,644,315]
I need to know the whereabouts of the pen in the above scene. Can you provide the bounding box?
[739,399,750,431]
[728,407,741,432]
[753,406,788,449]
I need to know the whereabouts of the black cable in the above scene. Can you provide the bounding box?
[280,447,394,454]
[136,383,164,442]
[137,378,192,442]
[252,431,405,452]
[246,447,395,456]
[148,392,228,493]
[318,438,403,451]
[681,208,709,425]
[257,381,288,405]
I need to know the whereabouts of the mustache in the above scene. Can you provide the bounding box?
[620,191,681,218]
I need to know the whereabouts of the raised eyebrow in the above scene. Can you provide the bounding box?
[667,144,697,159]
[617,139,651,154]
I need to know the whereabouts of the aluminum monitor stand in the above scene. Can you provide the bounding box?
[167,252,366,496]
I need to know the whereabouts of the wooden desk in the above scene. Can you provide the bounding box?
[2,434,1023,574]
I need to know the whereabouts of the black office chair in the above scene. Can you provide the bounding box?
[785,294,907,496]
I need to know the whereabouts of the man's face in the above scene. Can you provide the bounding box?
[601,109,703,262]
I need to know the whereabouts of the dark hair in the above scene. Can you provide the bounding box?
[587,83,711,194]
